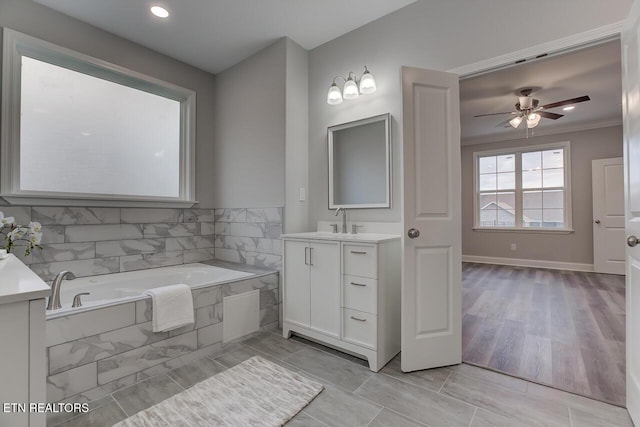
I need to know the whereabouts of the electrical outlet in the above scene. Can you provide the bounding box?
[510,243,517,251]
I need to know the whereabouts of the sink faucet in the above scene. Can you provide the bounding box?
[47,271,76,310]
[334,208,347,234]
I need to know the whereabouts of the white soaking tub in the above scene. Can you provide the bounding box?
[46,263,253,318]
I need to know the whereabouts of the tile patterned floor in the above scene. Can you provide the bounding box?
[52,329,634,427]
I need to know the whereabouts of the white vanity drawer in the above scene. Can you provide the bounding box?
[343,244,377,278]
[343,308,376,349]
[343,275,377,314]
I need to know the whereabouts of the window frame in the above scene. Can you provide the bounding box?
[1,28,197,207]
[473,141,573,233]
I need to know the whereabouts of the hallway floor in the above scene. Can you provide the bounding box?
[462,262,626,406]
[51,328,632,427]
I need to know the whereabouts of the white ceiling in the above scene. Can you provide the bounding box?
[460,40,622,144]
[33,0,416,74]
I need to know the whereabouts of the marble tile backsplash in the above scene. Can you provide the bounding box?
[2,206,216,281]
[213,207,283,271]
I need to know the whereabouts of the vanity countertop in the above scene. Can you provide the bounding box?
[281,231,400,243]
[0,254,50,305]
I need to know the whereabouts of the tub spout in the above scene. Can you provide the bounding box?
[47,271,76,311]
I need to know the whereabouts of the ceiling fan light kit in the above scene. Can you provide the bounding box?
[474,88,591,137]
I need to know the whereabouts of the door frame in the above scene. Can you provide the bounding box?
[442,16,628,404]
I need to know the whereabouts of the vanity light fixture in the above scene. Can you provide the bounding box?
[326,66,377,105]
[150,5,170,18]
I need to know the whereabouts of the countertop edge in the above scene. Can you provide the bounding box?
[0,254,50,306]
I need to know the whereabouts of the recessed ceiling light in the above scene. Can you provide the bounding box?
[562,106,575,111]
[150,6,169,18]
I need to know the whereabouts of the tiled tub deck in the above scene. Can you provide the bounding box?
[45,266,279,408]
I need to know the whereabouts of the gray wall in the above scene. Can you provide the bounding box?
[461,126,623,265]
[212,39,286,208]
[307,0,631,227]
[0,0,217,208]
[284,39,310,233]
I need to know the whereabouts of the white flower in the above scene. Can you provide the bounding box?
[28,232,43,245]
[0,212,15,226]
[8,228,25,241]
[29,221,42,233]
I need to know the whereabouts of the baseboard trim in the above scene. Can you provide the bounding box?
[462,255,594,272]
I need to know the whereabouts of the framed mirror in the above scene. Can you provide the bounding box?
[328,113,391,209]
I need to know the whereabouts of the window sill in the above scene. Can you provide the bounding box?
[0,193,198,208]
[472,227,574,234]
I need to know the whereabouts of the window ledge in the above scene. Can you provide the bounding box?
[0,194,198,208]
[472,227,574,234]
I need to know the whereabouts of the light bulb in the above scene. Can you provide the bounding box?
[327,83,343,105]
[359,67,377,95]
[527,113,541,128]
[343,77,359,100]
[150,6,169,18]
[509,116,523,128]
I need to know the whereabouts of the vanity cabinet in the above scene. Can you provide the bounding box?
[0,255,49,427]
[283,240,341,338]
[282,233,400,372]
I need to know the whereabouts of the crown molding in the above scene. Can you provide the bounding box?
[449,21,624,79]
[461,118,623,146]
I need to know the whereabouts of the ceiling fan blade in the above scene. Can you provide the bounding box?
[495,117,514,128]
[538,111,564,120]
[540,95,590,110]
[474,112,515,117]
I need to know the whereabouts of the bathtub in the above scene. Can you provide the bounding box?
[45,262,280,405]
[47,263,254,318]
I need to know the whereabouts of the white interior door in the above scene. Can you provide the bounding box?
[622,3,640,423]
[592,157,625,275]
[401,66,462,372]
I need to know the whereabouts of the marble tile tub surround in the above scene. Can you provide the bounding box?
[2,206,218,281]
[213,207,283,271]
[46,272,279,403]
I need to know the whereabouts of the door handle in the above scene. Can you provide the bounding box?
[309,247,313,266]
[628,236,639,247]
[408,228,420,239]
[595,220,601,224]
[304,247,309,265]
[350,316,367,322]
[350,282,366,287]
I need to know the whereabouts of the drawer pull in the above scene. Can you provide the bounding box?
[350,282,366,287]
[350,316,367,322]
[350,250,367,255]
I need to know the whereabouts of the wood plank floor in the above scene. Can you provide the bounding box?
[462,262,626,406]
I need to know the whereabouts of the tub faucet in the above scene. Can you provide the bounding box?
[334,208,347,234]
[47,271,76,311]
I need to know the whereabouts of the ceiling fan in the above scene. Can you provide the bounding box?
[474,88,590,130]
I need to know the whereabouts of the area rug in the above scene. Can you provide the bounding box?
[113,356,323,427]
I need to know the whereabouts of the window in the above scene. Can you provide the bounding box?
[1,29,196,207]
[474,142,572,231]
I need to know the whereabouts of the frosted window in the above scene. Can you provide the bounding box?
[19,57,181,198]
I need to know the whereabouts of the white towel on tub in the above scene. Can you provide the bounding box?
[144,284,194,333]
